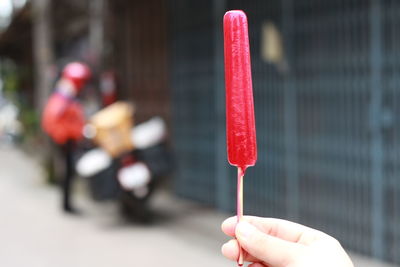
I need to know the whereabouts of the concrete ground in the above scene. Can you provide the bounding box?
[0,146,397,267]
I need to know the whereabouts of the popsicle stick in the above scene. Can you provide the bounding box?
[237,167,244,266]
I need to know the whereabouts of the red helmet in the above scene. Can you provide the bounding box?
[62,62,91,91]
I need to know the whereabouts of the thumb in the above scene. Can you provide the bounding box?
[236,221,300,267]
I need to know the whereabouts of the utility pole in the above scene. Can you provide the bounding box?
[89,0,106,72]
[32,0,54,112]
[32,0,57,184]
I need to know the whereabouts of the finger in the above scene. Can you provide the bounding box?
[221,239,259,262]
[221,239,240,261]
[222,216,278,237]
[221,216,237,237]
[236,221,301,267]
[253,217,326,245]
[249,263,268,267]
[222,216,325,245]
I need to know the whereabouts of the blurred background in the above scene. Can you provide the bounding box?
[0,0,399,266]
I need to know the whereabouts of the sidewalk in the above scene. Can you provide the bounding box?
[0,147,396,267]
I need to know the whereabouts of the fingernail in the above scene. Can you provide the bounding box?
[236,221,254,239]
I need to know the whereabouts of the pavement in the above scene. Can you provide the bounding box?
[0,146,397,267]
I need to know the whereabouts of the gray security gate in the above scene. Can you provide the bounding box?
[169,0,400,264]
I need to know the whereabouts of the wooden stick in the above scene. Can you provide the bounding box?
[237,167,244,266]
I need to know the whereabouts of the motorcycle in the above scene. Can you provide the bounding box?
[76,112,173,223]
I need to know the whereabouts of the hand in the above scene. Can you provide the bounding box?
[221,216,354,267]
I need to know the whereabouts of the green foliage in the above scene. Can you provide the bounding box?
[19,107,40,141]
[0,58,40,142]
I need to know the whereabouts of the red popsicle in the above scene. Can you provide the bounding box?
[224,10,257,266]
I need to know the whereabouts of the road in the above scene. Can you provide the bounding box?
[0,147,396,267]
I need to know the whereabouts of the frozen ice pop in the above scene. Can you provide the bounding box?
[223,10,257,266]
[224,10,257,171]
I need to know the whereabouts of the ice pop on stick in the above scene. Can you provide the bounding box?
[223,10,257,267]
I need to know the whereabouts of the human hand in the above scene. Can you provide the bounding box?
[221,216,354,267]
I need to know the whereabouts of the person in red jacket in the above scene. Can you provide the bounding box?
[42,62,91,213]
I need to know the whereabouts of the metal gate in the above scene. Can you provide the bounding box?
[169,0,400,264]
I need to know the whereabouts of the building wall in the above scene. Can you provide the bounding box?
[169,0,400,264]
[169,0,217,205]
[110,0,169,124]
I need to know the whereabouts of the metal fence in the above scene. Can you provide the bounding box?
[169,0,400,264]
